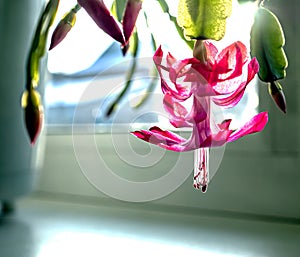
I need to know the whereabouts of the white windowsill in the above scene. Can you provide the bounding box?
[2,195,300,257]
[36,118,300,220]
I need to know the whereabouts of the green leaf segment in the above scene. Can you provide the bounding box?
[250,6,288,113]
[250,7,288,82]
[177,0,232,41]
[26,0,60,89]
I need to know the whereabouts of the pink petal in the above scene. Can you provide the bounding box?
[163,94,208,128]
[217,41,247,70]
[131,126,185,144]
[212,58,259,108]
[186,59,212,84]
[149,126,186,143]
[78,0,125,44]
[122,0,142,43]
[163,94,191,128]
[160,76,191,100]
[212,81,247,107]
[228,112,268,142]
[160,68,192,100]
[153,45,164,63]
[131,126,187,152]
[247,57,260,82]
[218,119,232,130]
[203,41,218,62]
[193,124,231,148]
[169,59,190,83]
[153,47,176,72]
[210,41,247,85]
[192,95,209,123]
[166,52,177,67]
[153,47,194,100]
[207,129,232,147]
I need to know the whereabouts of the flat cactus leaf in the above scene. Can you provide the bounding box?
[250,7,288,82]
[177,0,232,41]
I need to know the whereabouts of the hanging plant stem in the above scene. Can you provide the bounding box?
[106,30,139,117]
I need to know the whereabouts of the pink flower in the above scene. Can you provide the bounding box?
[131,41,268,192]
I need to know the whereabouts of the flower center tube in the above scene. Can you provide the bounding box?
[194,147,209,193]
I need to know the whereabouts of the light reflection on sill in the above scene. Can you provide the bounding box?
[37,231,242,257]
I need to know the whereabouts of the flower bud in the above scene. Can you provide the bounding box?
[122,0,143,44]
[268,81,287,114]
[49,9,77,50]
[21,90,44,145]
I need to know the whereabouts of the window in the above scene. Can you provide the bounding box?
[45,0,257,128]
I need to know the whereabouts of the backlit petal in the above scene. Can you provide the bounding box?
[228,112,268,142]
[212,58,259,107]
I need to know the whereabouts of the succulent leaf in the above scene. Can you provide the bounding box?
[177,0,232,41]
[250,7,288,82]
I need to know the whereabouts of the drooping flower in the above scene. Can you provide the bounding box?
[131,41,268,192]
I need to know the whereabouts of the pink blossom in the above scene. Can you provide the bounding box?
[132,41,268,150]
[131,41,268,192]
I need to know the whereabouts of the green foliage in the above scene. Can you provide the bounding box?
[237,0,256,3]
[156,0,194,49]
[156,0,169,12]
[111,0,126,22]
[26,0,59,89]
[250,7,288,82]
[177,0,232,41]
[106,30,140,117]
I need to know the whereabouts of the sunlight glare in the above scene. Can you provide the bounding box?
[37,231,242,257]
